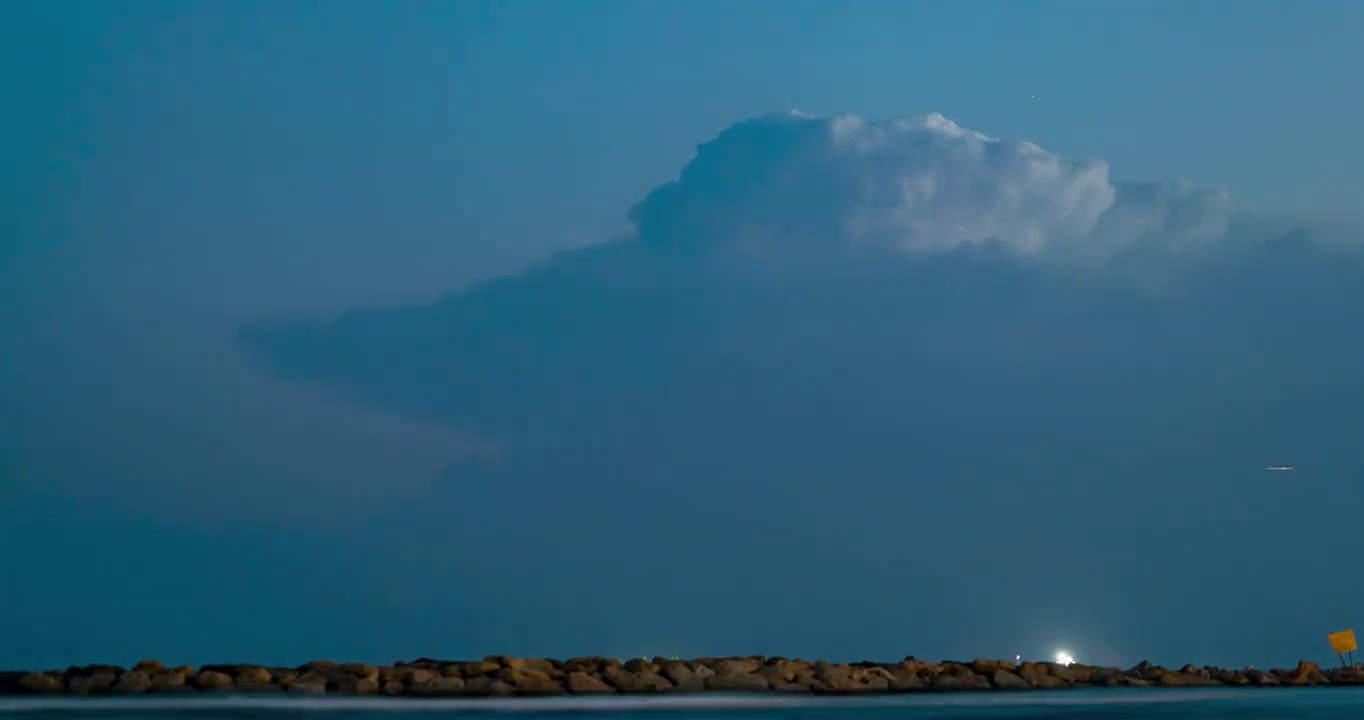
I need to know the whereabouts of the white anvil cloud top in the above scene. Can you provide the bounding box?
[629,111,1232,264]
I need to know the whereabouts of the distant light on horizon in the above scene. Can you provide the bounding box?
[1055,651,1075,666]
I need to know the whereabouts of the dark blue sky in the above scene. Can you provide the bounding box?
[3,0,1363,672]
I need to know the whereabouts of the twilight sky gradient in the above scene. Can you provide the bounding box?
[3,0,1363,672]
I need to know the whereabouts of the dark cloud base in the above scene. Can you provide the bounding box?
[242,221,1364,667]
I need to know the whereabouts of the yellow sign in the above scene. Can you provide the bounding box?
[1329,629,1357,654]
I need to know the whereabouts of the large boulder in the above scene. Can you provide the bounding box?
[972,659,1017,675]
[933,664,991,690]
[132,660,168,675]
[705,672,769,692]
[603,665,673,693]
[1289,660,1330,686]
[17,672,63,695]
[397,667,438,685]
[228,666,275,693]
[266,667,299,685]
[461,660,502,677]
[493,657,558,673]
[1055,664,1095,683]
[462,676,515,696]
[1018,663,1064,688]
[191,670,235,692]
[148,672,192,693]
[1328,666,1364,685]
[1126,660,1165,681]
[109,671,152,695]
[565,672,615,695]
[755,663,794,685]
[562,657,615,673]
[68,670,119,695]
[1245,668,1280,686]
[623,658,660,674]
[884,666,926,691]
[811,664,891,694]
[992,671,1029,689]
[1212,668,1250,686]
[502,668,564,696]
[1088,666,1123,685]
[662,661,709,691]
[283,673,329,695]
[409,676,466,697]
[710,659,762,676]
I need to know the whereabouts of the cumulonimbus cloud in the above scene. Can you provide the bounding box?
[237,109,1364,666]
[628,111,1232,265]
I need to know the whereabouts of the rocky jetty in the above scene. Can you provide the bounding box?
[2,657,1361,697]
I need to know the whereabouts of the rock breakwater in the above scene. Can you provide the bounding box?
[2,657,1361,697]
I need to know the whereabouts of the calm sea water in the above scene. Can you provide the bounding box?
[2,689,1362,719]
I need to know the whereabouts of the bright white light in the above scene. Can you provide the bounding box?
[1055,651,1075,666]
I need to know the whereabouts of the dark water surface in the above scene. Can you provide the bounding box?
[3,690,1364,719]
